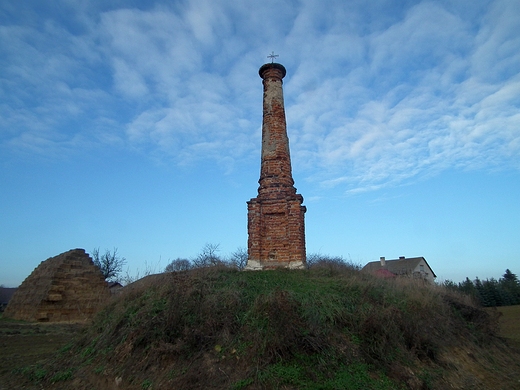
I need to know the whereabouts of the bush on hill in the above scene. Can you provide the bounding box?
[164,244,249,272]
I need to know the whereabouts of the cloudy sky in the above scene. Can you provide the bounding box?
[1,0,519,287]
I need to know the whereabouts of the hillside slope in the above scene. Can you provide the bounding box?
[41,266,520,389]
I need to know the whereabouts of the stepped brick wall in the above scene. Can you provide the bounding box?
[246,63,306,270]
[4,249,110,322]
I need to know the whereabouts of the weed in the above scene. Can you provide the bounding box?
[141,378,152,389]
[231,377,254,390]
[58,342,74,354]
[328,363,401,390]
[81,345,95,358]
[50,368,73,383]
[257,360,400,390]
[259,362,306,387]
[15,365,47,382]
[417,368,439,390]
[168,367,188,379]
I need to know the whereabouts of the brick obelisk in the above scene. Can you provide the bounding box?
[245,61,306,270]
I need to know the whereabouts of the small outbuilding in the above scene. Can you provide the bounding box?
[108,281,123,294]
[3,249,110,322]
[362,256,436,284]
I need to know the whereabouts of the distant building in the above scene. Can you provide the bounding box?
[362,256,436,284]
[108,281,123,294]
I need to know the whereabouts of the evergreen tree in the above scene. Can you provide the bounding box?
[502,269,518,283]
[458,277,477,297]
[500,269,520,305]
[449,269,520,307]
[443,280,458,291]
[481,278,500,307]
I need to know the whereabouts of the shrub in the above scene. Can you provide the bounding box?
[164,258,192,272]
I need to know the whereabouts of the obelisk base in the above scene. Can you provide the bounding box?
[246,195,306,270]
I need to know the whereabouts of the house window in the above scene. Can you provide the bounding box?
[420,265,424,272]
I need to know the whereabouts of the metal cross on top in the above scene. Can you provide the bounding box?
[267,51,279,63]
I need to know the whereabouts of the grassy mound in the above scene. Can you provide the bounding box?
[43,266,520,389]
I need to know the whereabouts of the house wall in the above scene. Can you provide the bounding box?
[411,259,435,284]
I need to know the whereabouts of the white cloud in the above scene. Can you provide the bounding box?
[1,0,518,189]
[112,58,149,98]
[280,0,520,193]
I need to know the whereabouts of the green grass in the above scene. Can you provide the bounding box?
[257,360,401,390]
[495,305,520,346]
[50,368,73,383]
[15,365,48,382]
[44,266,520,389]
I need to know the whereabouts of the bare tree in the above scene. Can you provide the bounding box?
[192,243,223,268]
[92,247,126,282]
[229,247,248,270]
[165,258,192,272]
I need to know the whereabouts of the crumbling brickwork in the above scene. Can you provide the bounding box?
[4,249,110,322]
[246,63,306,270]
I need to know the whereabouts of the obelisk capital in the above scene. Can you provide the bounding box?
[259,63,286,80]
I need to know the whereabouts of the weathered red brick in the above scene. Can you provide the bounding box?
[246,63,306,270]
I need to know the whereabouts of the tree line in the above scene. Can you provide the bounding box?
[443,269,520,307]
[93,245,358,283]
[163,245,358,273]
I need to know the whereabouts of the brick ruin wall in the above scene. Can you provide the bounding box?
[4,249,110,322]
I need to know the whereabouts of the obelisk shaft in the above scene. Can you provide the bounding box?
[257,63,296,199]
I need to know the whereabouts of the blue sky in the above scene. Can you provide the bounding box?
[1,0,519,287]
